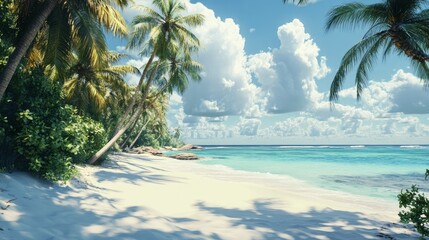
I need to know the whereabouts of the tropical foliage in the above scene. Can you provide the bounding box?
[121,91,172,149]
[0,68,106,181]
[326,0,429,101]
[326,1,429,236]
[62,51,138,120]
[398,169,429,239]
[88,0,205,164]
[0,0,206,174]
[0,0,131,101]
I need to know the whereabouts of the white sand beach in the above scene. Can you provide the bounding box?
[0,153,419,240]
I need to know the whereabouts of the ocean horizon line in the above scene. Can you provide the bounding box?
[197,144,429,147]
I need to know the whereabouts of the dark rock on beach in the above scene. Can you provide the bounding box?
[126,146,164,156]
[169,153,200,160]
[178,144,204,151]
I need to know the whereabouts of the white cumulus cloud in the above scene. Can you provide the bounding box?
[248,19,329,113]
[181,3,259,117]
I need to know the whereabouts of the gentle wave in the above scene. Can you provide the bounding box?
[400,145,423,149]
[197,145,429,200]
[276,146,332,149]
[204,146,231,149]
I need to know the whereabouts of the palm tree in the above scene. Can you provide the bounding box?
[62,51,139,119]
[114,0,204,132]
[326,0,429,101]
[120,48,202,149]
[0,0,130,101]
[128,91,170,149]
[88,0,204,164]
[155,48,202,95]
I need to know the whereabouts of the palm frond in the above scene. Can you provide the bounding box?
[69,6,108,68]
[63,77,79,99]
[176,14,205,27]
[355,34,389,100]
[92,3,128,36]
[44,5,72,80]
[168,0,186,18]
[410,58,429,87]
[112,0,131,8]
[387,0,427,20]
[133,5,164,22]
[152,0,169,17]
[104,65,140,75]
[86,81,106,110]
[327,0,429,102]
[329,33,384,101]
[107,51,128,64]
[382,38,395,61]
[326,3,386,31]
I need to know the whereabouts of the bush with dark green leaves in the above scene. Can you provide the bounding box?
[398,169,429,239]
[0,0,107,181]
[16,106,106,181]
[0,68,106,181]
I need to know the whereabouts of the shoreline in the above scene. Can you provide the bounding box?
[0,152,419,239]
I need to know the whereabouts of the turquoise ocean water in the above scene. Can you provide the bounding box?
[187,145,429,201]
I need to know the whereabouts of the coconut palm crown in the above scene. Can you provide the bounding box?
[128,0,204,60]
[326,0,429,101]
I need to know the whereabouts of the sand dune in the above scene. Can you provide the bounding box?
[0,153,418,239]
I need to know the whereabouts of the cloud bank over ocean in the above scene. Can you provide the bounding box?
[115,0,429,144]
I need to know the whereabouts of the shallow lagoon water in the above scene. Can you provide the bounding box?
[193,145,429,201]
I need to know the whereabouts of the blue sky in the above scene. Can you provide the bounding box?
[112,0,429,145]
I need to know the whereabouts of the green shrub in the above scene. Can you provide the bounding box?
[15,106,106,181]
[398,169,429,239]
[1,68,106,181]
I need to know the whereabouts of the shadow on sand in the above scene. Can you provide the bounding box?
[0,154,419,240]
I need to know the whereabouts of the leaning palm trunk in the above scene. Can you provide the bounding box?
[127,82,173,149]
[0,0,59,101]
[88,101,144,164]
[88,62,160,164]
[119,117,141,149]
[128,118,151,149]
[114,49,157,134]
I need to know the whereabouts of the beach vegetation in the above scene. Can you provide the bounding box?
[88,0,204,164]
[61,51,138,125]
[120,44,202,149]
[121,90,185,149]
[0,68,106,181]
[0,0,130,102]
[0,0,198,177]
[326,1,429,236]
[326,0,429,101]
[398,170,429,239]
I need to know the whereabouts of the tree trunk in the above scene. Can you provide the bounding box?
[114,50,157,134]
[389,29,429,62]
[88,104,144,165]
[0,0,59,101]
[129,88,168,149]
[119,116,141,149]
[129,118,151,149]
[88,62,160,164]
